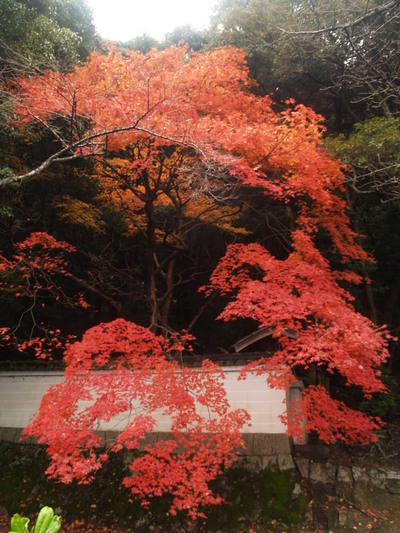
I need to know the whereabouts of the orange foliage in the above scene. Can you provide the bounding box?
[13,44,363,262]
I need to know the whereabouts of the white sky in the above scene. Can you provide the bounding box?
[87,0,218,42]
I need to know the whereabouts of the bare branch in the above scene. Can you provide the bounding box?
[68,272,123,314]
[0,122,207,189]
[277,0,400,36]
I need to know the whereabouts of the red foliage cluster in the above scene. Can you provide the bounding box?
[284,385,384,445]
[23,320,250,519]
[0,233,86,358]
[204,232,391,444]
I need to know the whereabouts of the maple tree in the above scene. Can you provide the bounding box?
[0,43,394,516]
[4,44,373,330]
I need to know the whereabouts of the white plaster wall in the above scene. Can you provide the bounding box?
[0,368,288,434]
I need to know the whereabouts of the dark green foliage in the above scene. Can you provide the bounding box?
[259,470,309,524]
[0,0,98,65]
[204,467,309,530]
[123,34,160,53]
[360,371,400,420]
[163,25,209,51]
[123,24,209,52]
[327,117,400,201]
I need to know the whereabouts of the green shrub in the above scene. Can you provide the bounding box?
[8,506,61,533]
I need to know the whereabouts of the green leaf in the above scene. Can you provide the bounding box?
[9,513,29,533]
[34,507,54,533]
[45,517,61,533]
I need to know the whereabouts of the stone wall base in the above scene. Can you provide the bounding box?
[293,453,400,531]
[0,426,293,468]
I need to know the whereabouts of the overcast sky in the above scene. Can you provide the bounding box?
[87,0,218,42]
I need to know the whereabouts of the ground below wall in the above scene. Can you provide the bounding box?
[292,429,400,532]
